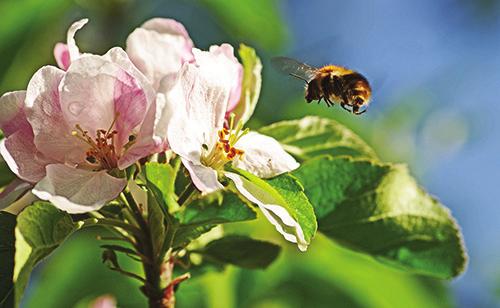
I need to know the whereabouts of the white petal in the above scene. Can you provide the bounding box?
[206,44,242,112]
[182,158,223,194]
[32,164,126,213]
[67,19,88,61]
[126,18,194,89]
[165,47,239,163]
[59,56,119,135]
[225,172,308,251]
[233,132,300,178]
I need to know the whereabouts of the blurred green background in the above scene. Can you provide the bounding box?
[1,0,498,307]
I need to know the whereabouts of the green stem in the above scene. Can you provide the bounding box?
[81,218,143,236]
[122,190,165,308]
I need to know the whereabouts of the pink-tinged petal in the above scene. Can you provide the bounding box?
[166,49,236,163]
[102,48,159,156]
[67,18,88,61]
[182,158,223,194]
[207,44,243,113]
[113,68,148,150]
[118,100,162,169]
[53,43,71,71]
[232,132,300,178]
[60,55,147,147]
[0,91,28,136]
[126,18,194,89]
[103,47,156,106]
[0,91,52,182]
[25,66,86,163]
[0,131,49,183]
[32,164,126,213]
[0,179,32,210]
[225,172,308,251]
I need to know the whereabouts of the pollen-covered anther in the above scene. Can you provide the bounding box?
[71,116,121,170]
[216,128,245,160]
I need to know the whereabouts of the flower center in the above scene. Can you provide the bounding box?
[201,114,248,170]
[71,113,136,170]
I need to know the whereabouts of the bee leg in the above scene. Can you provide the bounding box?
[354,109,367,115]
[325,97,334,107]
[341,103,351,112]
[317,97,323,104]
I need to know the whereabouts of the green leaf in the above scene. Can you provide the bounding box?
[173,225,215,250]
[227,169,317,251]
[0,158,16,189]
[233,44,262,125]
[199,0,288,51]
[292,156,467,279]
[177,191,256,226]
[259,116,378,161]
[173,191,257,248]
[0,211,16,307]
[143,161,180,214]
[13,202,77,305]
[147,191,166,258]
[201,235,281,269]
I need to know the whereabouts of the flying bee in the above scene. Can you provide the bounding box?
[271,57,372,115]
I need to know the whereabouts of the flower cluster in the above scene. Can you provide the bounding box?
[0,18,306,249]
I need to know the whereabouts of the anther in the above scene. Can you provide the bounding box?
[86,155,97,164]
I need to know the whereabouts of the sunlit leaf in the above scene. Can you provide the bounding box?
[292,156,467,278]
[201,235,281,269]
[173,191,256,248]
[259,116,378,161]
[176,191,256,226]
[144,161,180,214]
[13,202,77,305]
[227,169,317,251]
[233,44,262,125]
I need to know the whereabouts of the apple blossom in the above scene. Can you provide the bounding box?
[0,48,159,213]
[162,45,309,250]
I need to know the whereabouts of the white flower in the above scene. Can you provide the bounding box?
[161,45,308,250]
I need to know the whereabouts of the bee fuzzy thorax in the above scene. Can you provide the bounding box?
[317,65,353,76]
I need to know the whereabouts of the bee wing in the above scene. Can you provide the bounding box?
[271,56,318,82]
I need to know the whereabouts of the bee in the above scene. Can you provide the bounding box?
[271,57,372,115]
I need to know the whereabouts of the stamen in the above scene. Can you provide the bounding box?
[228,113,235,131]
[71,113,122,170]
